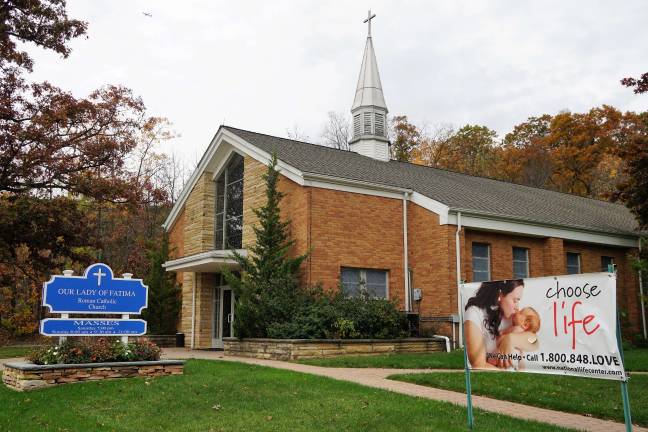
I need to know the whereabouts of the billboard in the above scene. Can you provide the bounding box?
[461,272,626,381]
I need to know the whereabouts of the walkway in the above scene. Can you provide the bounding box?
[162,348,646,432]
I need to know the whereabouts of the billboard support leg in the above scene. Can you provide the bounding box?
[616,313,633,432]
[460,284,474,429]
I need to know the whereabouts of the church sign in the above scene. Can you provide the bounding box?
[41,263,148,337]
[40,318,147,336]
[43,263,148,314]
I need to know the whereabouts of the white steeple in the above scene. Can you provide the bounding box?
[349,10,390,162]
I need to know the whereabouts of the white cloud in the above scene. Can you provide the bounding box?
[23,0,648,157]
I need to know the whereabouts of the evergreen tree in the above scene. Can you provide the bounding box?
[224,154,308,338]
[142,234,181,334]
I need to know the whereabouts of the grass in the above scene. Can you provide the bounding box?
[0,359,574,432]
[0,346,36,359]
[622,347,648,371]
[296,349,465,369]
[390,371,648,427]
[297,348,648,372]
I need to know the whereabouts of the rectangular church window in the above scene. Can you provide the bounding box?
[601,256,614,272]
[566,252,581,274]
[512,247,529,279]
[341,268,388,299]
[353,114,361,137]
[472,243,490,282]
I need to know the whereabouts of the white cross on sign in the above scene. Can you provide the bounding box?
[93,268,106,286]
[364,10,376,37]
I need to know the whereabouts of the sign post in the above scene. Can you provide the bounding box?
[460,282,474,429]
[41,263,148,340]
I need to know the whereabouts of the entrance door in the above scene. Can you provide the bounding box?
[212,286,234,349]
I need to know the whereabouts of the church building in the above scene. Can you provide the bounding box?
[162,15,645,349]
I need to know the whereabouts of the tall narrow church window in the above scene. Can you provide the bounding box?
[214,153,244,249]
[363,112,372,135]
[374,113,384,136]
[353,114,361,138]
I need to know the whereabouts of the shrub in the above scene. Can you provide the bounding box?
[27,337,160,365]
[128,337,161,361]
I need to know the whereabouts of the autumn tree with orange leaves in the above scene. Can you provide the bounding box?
[0,1,180,337]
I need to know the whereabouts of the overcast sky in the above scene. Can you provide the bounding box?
[26,0,647,163]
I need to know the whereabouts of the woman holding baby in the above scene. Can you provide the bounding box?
[464,279,540,369]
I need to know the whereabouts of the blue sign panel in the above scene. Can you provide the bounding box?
[43,263,148,314]
[40,318,147,336]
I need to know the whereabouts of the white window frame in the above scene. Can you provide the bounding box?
[472,243,491,282]
[512,247,529,279]
[341,268,389,299]
[566,252,581,274]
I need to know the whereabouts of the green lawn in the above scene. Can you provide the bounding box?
[296,349,465,369]
[0,360,573,432]
[622,347,648,371]
[0,346,36,359]
[390,371,648,427]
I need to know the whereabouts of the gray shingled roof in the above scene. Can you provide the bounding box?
[224,126,640,237]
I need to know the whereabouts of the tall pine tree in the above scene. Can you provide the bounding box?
[224,154,308,338]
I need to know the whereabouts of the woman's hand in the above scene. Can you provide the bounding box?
[496,332,540,368]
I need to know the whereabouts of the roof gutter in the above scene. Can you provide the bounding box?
[302,171,411,194]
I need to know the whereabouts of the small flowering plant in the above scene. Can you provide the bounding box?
[28,337,161,365]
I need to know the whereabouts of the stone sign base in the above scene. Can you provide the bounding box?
[2,360,185,391]
[224,337,446,360]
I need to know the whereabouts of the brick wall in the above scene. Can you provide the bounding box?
[308,188,406,308]
[407,203,457,317]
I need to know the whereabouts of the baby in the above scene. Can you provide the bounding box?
[488,307,541,369]
[507,306,541,335]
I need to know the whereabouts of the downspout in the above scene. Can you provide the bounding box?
[403,191,411,312]
[639,239,647,339]
[191,272,197,349]
[455,212,463,348]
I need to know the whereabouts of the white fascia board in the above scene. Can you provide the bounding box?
[302,172,409,200]
[447,211,639,247]
[162,249,248,272]
[162,128,304,231]
[410,192,450,224]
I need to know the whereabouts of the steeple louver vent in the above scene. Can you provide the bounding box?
[363,112,372,134]
[375,113,384,137]
[353,114,361,137]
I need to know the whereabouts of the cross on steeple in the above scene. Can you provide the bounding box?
[364,10,376,37]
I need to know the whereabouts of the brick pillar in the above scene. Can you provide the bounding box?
[543,237,565,276]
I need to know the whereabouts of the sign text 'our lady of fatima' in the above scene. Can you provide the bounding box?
[43,263,148,314]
